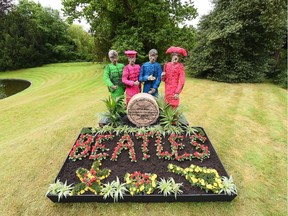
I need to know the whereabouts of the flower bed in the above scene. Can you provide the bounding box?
[47,127,237,203]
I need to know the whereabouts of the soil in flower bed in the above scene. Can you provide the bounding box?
[56,127,229,195]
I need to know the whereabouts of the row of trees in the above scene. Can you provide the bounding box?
[1,0,286,87]
[0,0,95,71]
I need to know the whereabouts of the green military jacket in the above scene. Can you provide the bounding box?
[103,63,125,99]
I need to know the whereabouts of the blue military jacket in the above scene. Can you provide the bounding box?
[139,62,162,96]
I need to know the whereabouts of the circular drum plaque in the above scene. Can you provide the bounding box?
[127,93,159,127]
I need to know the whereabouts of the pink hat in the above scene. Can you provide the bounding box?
[165,46,187,57]
[125,50,137,57]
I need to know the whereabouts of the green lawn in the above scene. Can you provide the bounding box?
[0,62,287,216]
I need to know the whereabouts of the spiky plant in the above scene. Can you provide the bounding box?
[157,178,173,196]
[111,176,128,202]
[136,127,148,135]
[101,182,115,200]
[46,179,74,202]
[184,125,199,136]
[156,95,183,132]
[219,176,238,196]
[169,177,183,199]
[115,125,135,136]
[101,95,126,127]
[97,125,115,134]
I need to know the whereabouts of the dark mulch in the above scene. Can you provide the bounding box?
[56,127,229,195]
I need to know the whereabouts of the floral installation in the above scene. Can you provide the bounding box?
[110,134,137,162]
[154,132,210,162]
[71,160,111,195]
[167,164,224,194]
[89,134,114,160]
[155,131,173,160]
[69,134,94,161]
[189,134,210,161]
[124,171,157,196]
[135,131,154,160]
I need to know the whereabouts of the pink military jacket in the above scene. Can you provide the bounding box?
[122,64,141,104]
[162,62,186,108]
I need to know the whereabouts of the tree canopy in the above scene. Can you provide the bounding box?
[0,0,95,71]
[188,0,287,83]
[62,0,197,62]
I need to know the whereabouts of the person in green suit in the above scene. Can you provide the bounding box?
[103,50,125,99]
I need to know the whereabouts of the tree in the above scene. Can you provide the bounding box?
[0,0,76,71]
[0,0,13,17]
[188,0,287,83]
[67,24,95,61]
[62,0,197,62]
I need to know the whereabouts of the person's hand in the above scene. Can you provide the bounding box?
[174,94,179,99]
[111,85,118,90]
[148,88,156,94]
[148,75,156,81]
[134,80,140,86]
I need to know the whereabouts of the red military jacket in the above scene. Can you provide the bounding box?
[162,62,185,108]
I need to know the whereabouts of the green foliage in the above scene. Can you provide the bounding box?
[46,179,74,202]
[219,176,238,196]
[0,0,95,71]
[271,48,287,89]
[101,177,128,202]
[157,177,183,199]
[157,95,183,131]
[101,95,126,127]
[188,0,287,83]
[62,0,197,62]
[66,24,95,61]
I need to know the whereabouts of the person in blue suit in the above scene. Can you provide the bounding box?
[139,49,162,96]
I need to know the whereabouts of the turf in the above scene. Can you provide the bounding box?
[0,62,287,216]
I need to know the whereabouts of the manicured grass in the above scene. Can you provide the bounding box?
[0,62,287,216]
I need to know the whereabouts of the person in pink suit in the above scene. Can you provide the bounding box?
[122,50,141,105]
[161,46,187,109]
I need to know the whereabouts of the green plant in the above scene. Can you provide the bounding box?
[101,177,128,202]
[101,95,126,127]
[157,178,173,196]
[46,179,74,202]
[101,182,115,200]
[219,176,238,196]
[157,177,183,199]
[111,177,128,202]
[157,96,183,132]
[96,125,115,134]
[169,178,183,199]
[114,125,136,135]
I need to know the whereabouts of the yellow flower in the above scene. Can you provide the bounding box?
[152,182,156,188]
[206,184,212,190]
[140,185,145,191]
[151,174,157,181]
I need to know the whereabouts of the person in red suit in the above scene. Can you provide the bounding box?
[161,46,187,109]
[122,50,141,105]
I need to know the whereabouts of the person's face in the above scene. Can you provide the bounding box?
[109,55,118,64]
[171,53,179,64]
[128,56,136,65]
[149,54,158,63]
